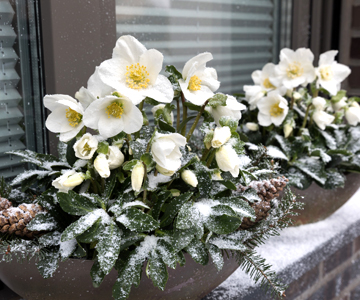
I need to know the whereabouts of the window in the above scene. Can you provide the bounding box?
[0,0,46,179]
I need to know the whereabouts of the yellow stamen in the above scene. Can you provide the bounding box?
[263,78,275,89]
[320,66,333,81]
[65,108,82,127]
[286,61,304,79]
[125,63,150,90]
[106,101,124,119]
[188,75,202,91]
[270,102,284,117]
[83,143,92,156]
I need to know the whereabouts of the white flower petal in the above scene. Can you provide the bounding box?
[112,35,147,63]
[121,105,143,134]
[258,113,272,127]
[98,113,125,138]
[179,79,214,106]
[139,49,163,84]
[44,95,78,111]
[46,107,74,133]
[87,67,115,99]
[59,124,84,142]
[142,75,174,104]
[182,52,213,78]
[251,70,262,85]
[75,87,96,110]
[319,50,338,66]
[332,63,351,82]
[97,58,129,91]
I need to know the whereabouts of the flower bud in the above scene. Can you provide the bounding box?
[293,92,302,100]
[312,97,327,111]
[108,146,124,170]
[73,133,98,160]
[204,130,214,149]
[286,89,293,98]
[131,162,145,192]
[246,122,259,131]
[151,104,174,125]
[345,103,360,126]
[156,164,175,177]
[94,153,110,178]
[211,170,223,181]
[63,172,85,188]
[211,127,231,148]
[181,170,198,187]
[332,97,347,112]
[283,123,293,138]
[215,144,241,177]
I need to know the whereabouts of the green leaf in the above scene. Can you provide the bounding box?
[205,205,242,234]
[286,167,312,190]
[194,161,212,198]
[169,228,196,252]
[347,126,360,153]
[141,153,156,171]
[90,259,106,288]
[327,149,352,156]
[206,244,224,271]
[158,119,176,133]
[61,210,103,242]
[237,188,261,203]
[57,191,98,216]
[151,190,172,220]
[160,192,193,227]
[77,218,104,243]
[59,239,77,261]
[293,157,327,185]
[323,169,345,189]
[219,180,237,191]
[331,90,347,102]
[209,236,247,251]
[117,208,160,232]
[207,93,227,108]
[219,116,237,133]
[146,252,169,291]
[97,221,122,274]
[165,65,182,80]
[122,159,139,171]
[219,198,256,220]
[97,141,109,155]
[156,239,178,269]
[163,103,175,125]
[177,251,186,266]
[66,138,77,166]
[26,213,58,231]
[120,232,145,251]
[103,172,117,200]
[185,238,209,265]
[183,102,201,112]
[72,243,87,258]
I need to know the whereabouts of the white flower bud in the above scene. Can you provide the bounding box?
[215,144,241,177]
[345,104,360,126]
[181,170,198,187]
[131,162,145,192]
[333,97,347,112]
[94,153,110,178]
[293,92,302,100]
[313,111,335,130]
[286,89,293,98]
[246,122,259,131]
[108,146,124,170]
[211,170,223,181]
[63,172,85,188]
[151,104,174,125]
[73,133,98,160]
[156,164,175,177]
[211,127,231,148]
[283,123,293,138]
[312,97,327,111]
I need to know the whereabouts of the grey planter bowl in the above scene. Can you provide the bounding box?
[0,253,239,300]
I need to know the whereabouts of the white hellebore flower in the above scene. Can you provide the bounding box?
[95,35,174,105]
[211,126,231,148]
[52,170,85,193]
[345,102,360,126]
[94,153,111,178]
[215,144,241,177]
[155,165,175,177]
[181,170,198,187]
[83,94,143,139]
[131,162,145,192]
[244,63,279,110]
[273,48,316,89]
[332,97,348,112]
[315,50,351,96]
[312,97,335,130]
[246,122,259,131]
[73,133,98,160]
[179,52,220,106]
[257,91,289,127]
[206,95,246,126]
[151,132,187,172]
[44,95,85,142]
[151,104,174,125]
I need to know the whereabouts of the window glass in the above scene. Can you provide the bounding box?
[0,0,45,179]
[115,0,292,94]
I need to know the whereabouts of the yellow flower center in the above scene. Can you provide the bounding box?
[83,143,92,156]
[263,78,275,89]
[126,63,150,90]
[65,108,82,127]
[320,66,333,81]
[270,102,284,117]
[286,61,304,79]
[105,101,124,119]
[188,75,202,91]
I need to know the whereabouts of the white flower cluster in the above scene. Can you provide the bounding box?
[243,48,355,131]
[45,35,248,192]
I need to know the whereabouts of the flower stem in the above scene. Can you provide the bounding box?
[206,149,216,167]
[201,147,211,162]
[290,96,295,110]
[142,162,147,203]
[176,97,180,131]
[181,92,187,136]
[300,104,312,132]
[186,100,209,142]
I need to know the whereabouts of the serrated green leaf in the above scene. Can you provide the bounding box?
[169,228,196,252]
[151,190,172,220]
[294,157,327,185]
[158,119,176,133]
[219,180,237,191]
[185,238,209,265]
[103,172,117,200]
[219,197,256,220]
[140,153,155,171]
[205,205,242,234]
[193,161,212,197]
[57,190,98,216]
[97,221,122,274]
[177,251,186,266]
[61,210,103,242]
[77,218,104,243]
[207,93,227,108]
[117,208,159,232]
[120,232,145,251]
[90,259,106,288]
[165,65,182,80]
[147,252,169,291]
[206,244,224,271]
[160,192,193,227]
[156,240,178,269]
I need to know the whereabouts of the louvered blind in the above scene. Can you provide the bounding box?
[115,0,287,94]
[0,0,26,178]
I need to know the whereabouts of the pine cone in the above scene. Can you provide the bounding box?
[239,176,289,229]
[0,203,45,239]
[0,197,12,210]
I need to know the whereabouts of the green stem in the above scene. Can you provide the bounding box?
[181,92,187,136]
[142,162,147,203]
[290,96,295,110]
[186,100,209,142]
[206,149,216,167]
[176,97,181,132]
[201,147,211,162]
[90,178,99,194]
[154,168,158,177]
[300,104,312,132]
[138,100,144,111]
[101,178,105,193]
